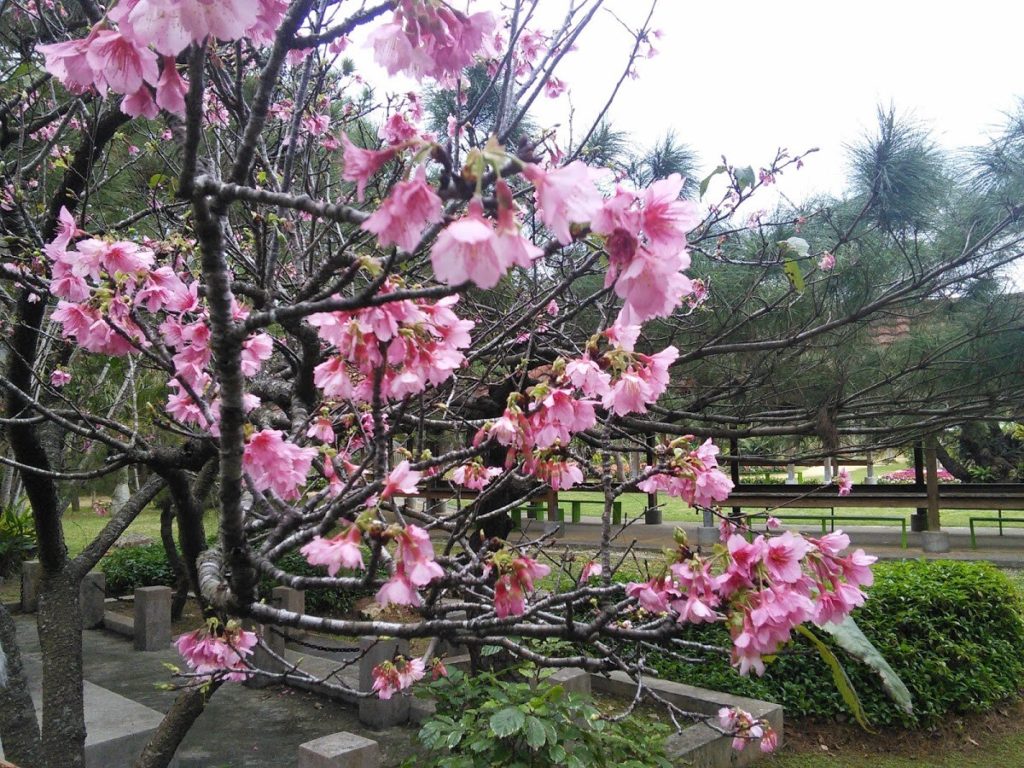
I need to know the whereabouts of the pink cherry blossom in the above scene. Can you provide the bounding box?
[371,656,425,699]
[306,415,335,443]
[85,30,159,97]
[835,467,853,496]
[175,622,257,682]
[242,429,316,500]
[451,462,502,490]
[376,564,422,607]
[819,252,836,270]
[393,524,443,587]
[431,199,506,288]
[522,161,604,245]
[155,58,187,115]
[341,134,398,202]
[50,369,72,388]
[361,166,442,252]
[240,333,273,376]
[579,561,602,583]
[381,460,422,500]
[300,525,364,576]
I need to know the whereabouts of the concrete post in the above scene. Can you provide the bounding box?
[20,559,41,612]
[298,732,380,768]
[358,637,410,728]
[269,586,306,650]
[925,435,941,531]
[822,457,832,484]
[134,586,172,651]
[629,452,641,479]
[785,464,796,484]
[80,571,106,629]
[866,451,876,485]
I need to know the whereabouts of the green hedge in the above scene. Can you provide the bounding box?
[647,560,1024,726]
[100,539,378,616]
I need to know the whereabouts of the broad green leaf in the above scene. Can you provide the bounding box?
[699,165,727,198]
[782,259,806,293]
[489,706,526,738]
[822,616,914,714]
[796,624,873,731]
[524,715,547,749]
[148,174,167,189]
[734,165,756,191]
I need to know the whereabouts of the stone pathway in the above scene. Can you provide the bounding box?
[11,614,419,768]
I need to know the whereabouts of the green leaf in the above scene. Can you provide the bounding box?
[524,715,547,749]
[782,259,806,293]
[795,624,873,731]
[489,706,526,738]
[734,165,756,191]
[698,165,727,198]
[822,616,914,714]
[148,174,167,189]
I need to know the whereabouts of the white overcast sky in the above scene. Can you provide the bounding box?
[536,0,1024,202]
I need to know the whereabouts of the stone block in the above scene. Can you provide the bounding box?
[548,667,591,695]
[21,559,41,612]
[298,732,380,768]
[696,526,719,546]
[409,697,437,725]
[133,586,172,651]
[80,572,106,629]
[921,531,951,553]
[103,611,134,638]
[358,636,410,728]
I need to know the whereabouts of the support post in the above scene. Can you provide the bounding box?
[925,435,941,531]
[865,451,876,485]
[785,464,796,484]
[730,437,741,518]
[822,457,833,484]
[911,441,928,532]
[644,437,660,524]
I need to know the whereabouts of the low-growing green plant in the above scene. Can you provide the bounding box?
[647,560,1024,727]
[407,666,672,768]
[257,550,380,616]
[0,498,37,577]
[100,542,177,595]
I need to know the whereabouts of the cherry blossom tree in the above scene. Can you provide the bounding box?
[0,2,985,767]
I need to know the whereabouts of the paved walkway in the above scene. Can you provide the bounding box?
[10,614,417,768]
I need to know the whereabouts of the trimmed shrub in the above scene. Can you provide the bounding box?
[100,542,177,595]
[647,560,1024,726]
[100,538,377,616]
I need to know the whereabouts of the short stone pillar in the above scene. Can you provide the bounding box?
[822,458,833,484]
[266,586,305,655]
[629,452,641,479]
[697,508,718,547]
[865,454,877,485]
[80,571,106,629]
[21,559,42,612]
[134,586,172,651]
[785,464,796,485]
[298,732,380,768]
[358,636,410,728]
[921,531,950,554]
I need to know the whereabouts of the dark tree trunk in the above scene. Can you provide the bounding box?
[36,571,86,768]
[0,603,43,768]
[133,681,222,768]
[159,496,190,621]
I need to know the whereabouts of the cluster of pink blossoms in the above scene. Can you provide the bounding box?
[626,528,876,676]
[486,551,551,619]
[243,429,317,501]
[309,281,474,404]
[638,437,735,509]
[368,0,496,87]
[37,0,286,118]
[301,520,444,609]
[371,655,426,700]
[175,621,258,682]
[718,707,778,753]
[43,210,274,431]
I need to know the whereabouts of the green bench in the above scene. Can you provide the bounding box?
[764,511,908,549]
[567,499,623,524]
[969,511,1024,548]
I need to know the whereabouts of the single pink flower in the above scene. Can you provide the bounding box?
[522,161,604,245]
[85,29,159,96]
[242,429,316,500]
[341,134,397,202]
[361,166,442,252]
[50,369,72,388]
[155,57,187,115]
[819,252,836,270]
[381,460,422,500]
[300,525,364,575]
[430,199,505,288]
